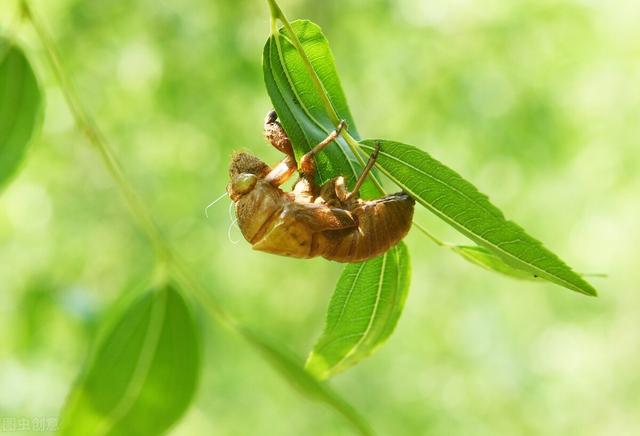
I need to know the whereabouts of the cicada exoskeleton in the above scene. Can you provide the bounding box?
[227,111,414,262]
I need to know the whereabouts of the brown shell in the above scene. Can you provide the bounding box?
[234,179,414,262]
[320,193,415,262]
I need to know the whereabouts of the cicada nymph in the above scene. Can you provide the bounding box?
[227,111,414,262]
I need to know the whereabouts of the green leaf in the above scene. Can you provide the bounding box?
[452,245,539,280]
[263,19,378,199]
[241,327,373,436]
[360,139,597,296]
[306,243,411,379]
[453,245,606,281]
[59,284,201,436]
[0,39,42,190]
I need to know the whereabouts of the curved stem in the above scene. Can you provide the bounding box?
[267,0,341,126]
[20,1,240,327]
[412,222,446,247]
[21,1,170,262]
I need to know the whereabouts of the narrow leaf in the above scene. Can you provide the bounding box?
[59,284,200,436]
[454,245,606,281]
[0,39,42,190]
[452,245,539,280]
[361,139,597,296]
[241,327,373,436]
[306,243,411,379]
[263,20,378,199]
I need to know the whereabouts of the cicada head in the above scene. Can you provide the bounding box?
[228,152,271,200]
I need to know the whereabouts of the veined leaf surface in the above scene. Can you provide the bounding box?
[452,245,539,280]
[59,284,200,436]
[306,243,410,379]
[361,139,597,296]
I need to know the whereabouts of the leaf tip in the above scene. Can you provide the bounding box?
[573,275,599,297]
[585,287,599,297]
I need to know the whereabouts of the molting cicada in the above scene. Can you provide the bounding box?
[227,111,414,262]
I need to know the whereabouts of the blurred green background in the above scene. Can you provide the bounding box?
[1,0,639,434]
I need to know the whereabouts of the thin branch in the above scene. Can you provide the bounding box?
[20,0,237,327]
[21,1,170,261]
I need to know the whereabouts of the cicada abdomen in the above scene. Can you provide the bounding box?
[320,193,414,262]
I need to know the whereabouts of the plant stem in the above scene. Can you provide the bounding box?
[21,1,170,262]
[267,0,281,20]
[412,222,446,247]
[20,0,238,326]
[267,0,341,126]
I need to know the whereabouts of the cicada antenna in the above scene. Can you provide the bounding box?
[228,200,235,221]
[227,217,240,244]
[204,191,228,218]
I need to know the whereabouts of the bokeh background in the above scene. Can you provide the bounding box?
[1,0,639,434]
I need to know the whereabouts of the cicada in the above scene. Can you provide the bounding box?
[227,111,414,262]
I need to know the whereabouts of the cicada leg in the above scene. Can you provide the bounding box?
[263,109,294,159]
[294,120,347,199]
[298,119,347,178]
[317,176,349,206]
[263,110,348,199]
[345,141,381,201]
[262,110,297,187]
[317,142,378,207]
[264,154,297,186]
